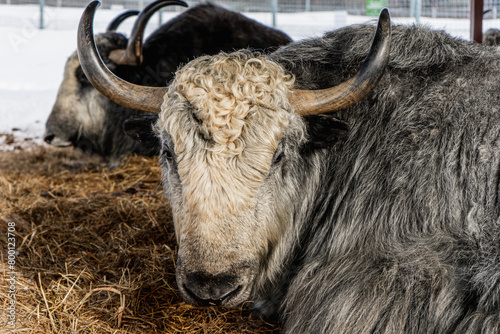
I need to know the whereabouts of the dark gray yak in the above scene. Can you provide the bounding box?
[483,28,500,45]
[44,0,291,164]
[78,2,500,333]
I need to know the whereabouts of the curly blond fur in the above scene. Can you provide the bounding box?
[155,51,305,307]
[158,51,299,218]
[165,51,295,156]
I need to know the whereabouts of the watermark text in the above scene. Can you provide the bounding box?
[6,221,17,328]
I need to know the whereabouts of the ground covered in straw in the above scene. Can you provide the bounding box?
[0,144,279,333]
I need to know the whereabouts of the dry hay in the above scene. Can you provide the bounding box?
[0,144,280,333]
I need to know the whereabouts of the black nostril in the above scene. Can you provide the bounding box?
[182,284,222,306]
[44,134,55,144]
[183,283,242,306]
[183,272,241,305]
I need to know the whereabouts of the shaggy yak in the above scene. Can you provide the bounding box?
[78,2,500,333]
[483,28,500,45]
[44,0,291,163]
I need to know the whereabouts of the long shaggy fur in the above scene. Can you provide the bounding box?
[262,23,500,333]
[157,22,500,333]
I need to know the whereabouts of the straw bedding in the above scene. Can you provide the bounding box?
[0,143,279,333]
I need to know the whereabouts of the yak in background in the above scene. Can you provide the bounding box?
[44,0,291,164]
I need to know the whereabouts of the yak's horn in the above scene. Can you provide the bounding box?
[109,0,188,66]
[106,10,139,32]
[78,1,166,114]
[290,8,391,116]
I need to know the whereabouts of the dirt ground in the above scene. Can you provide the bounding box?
[0,141,279,333]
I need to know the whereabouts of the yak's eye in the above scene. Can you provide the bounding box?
[162,134,175,162]
[162,143,175,162]
[272,148,285,165]
[163,148,173,161]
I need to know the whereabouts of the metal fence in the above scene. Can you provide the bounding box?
[0,0,476,15]
[1,0,500,41]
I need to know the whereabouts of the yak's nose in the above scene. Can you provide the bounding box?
[43,131,72,147]
[183,272,241,306]
[44,133,55,144]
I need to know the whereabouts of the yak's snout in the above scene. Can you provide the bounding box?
[176,257,255,308]
[44,104,79,148]
[181,271,242,306]
[43,129,72,147]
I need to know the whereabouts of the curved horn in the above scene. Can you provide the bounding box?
[290,8,391,116]
[109,0,188,66]
[77,1,166,114]
[106,10,139,32]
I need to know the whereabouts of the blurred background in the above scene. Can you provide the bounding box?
[4,0,500,37]
[1,0,499,149]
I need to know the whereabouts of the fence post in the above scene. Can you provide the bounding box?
[410,0,421,23]
[271,0,278,28]
[39,0,45,29]
[471,0,483,42]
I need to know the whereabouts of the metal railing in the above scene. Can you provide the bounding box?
[0,0,495,41]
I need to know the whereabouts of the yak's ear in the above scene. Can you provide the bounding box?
[303,114,349,149]
[123,114,160,150]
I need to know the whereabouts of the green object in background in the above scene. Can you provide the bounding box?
[366,0,387,16]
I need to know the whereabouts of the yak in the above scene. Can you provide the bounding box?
[483,28,500,45]
[77,2,500,333]
[44,0,291,164]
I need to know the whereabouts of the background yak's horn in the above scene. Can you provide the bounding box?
[106,10,139,32]
[109,0,188,66]
[290,8,391,116]
[77,0,166,114]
